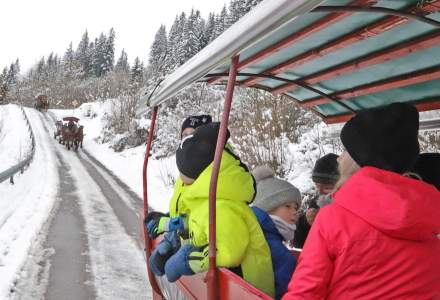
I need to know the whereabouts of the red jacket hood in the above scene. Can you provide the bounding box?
[334,167,440,241]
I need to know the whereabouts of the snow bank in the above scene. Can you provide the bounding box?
[0,104,33,172]
[0,108,59,299]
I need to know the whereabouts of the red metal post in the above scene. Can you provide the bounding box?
[207,55,240,300]
[142,106,163,299]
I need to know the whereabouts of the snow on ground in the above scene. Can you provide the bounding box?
[51,102,175,213]
[0,104,33,172]
[0,108,59,299]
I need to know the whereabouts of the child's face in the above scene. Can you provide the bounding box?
[180,173,195,185]
[314,182,335,195]
[181,127,195,138]
[270,202,299,225]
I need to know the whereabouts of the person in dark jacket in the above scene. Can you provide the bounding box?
[411,152,440,190]
[293,154,339,248]
[292,198,319,249]
[251,166,302,300]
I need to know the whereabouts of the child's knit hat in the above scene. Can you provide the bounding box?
[252,166,301,212]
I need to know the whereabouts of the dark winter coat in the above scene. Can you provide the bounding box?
[292,214,310,249]
[283,167,440,300]
[252,207,297,300]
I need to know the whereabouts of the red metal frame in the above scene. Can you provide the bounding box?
[300,66,440,108]
[323,98,440,124]
[241,0,440,88]
[207,0,376,85]
[272,30,440,95]
[207,55,240,300]
[141,106,163,299]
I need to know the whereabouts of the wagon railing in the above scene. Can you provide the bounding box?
[0,107,36,184]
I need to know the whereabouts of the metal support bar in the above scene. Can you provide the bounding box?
[313,6,440,28]
[301,65,440,108]
[141,106,163,299]
[207,0,376,85]
[206,72,356,113]
[272,30,440,95]
[207,55,239,300]
[323,97,440,124]
[240,0,440,88]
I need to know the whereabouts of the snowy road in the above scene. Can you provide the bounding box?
[5,109,151,299]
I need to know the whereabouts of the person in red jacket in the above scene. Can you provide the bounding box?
[283,102,440,300]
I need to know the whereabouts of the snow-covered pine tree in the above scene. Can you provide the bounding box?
[175,12,188,67]
[35,57,47,81]
[181,9,203,63]
[204,12,216,45]
[148,24,168,75]
[115,49,130,73]
[0,67,9,103]
[244,0,264,12]
[166,16,180,70]
[226,0,242,27]
[212,5,228,40]
[86,40,96,77]
[74,30,91,78]
[130,57,144,89]
[103,28,115,75]
[62,42,75,78]
[92,33,107,77]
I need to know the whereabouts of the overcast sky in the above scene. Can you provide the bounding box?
[1,0,227,73]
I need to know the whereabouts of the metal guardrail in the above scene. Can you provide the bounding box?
[0,107,36,184]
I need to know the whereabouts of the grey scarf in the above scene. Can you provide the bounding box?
[269,214,296,242]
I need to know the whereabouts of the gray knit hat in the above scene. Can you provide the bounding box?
[252,166,301,212]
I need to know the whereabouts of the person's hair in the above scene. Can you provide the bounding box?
[334,152,360,191]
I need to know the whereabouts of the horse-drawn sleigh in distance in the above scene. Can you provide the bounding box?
[54,117,84,151]
[35,94,49,112]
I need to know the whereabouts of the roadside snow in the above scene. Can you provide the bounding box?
[0,108,59,299]
[0,104,33,172]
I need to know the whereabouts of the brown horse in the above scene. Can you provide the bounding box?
[73,125,84,150]
[61,121,77,150]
